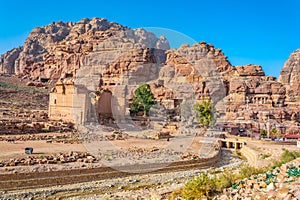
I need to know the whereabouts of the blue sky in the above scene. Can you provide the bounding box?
[0,0,299,77]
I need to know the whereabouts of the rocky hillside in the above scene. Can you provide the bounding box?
[0,18,169,83]
[215,158,300,200]
[1,18,299,134]
[0,76,75,135]
[279,49,300,102]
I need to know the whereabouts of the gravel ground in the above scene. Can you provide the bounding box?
[1,150,244,200]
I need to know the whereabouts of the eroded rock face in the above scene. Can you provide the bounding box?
[163,42,230,102]
[279,49,300,102]
[225,62,300,134]
[1,18,299,135]
[48,39,233,126]
[0,18,169,83]
[235,64,265,76]
[0,47,22,74]
[169,42,233,75]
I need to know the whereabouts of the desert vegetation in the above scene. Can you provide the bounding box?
[194,99,215,128]
[171,149,300,199]
[130,83,155,116]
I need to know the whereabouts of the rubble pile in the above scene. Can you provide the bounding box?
[0,152,96,167]
[215,158,300,199]
[98,147,181,162]
[180,152,201,160]
[0,120,74,134]
[0,133,81,144]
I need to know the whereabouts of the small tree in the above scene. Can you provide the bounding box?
[130,83,155,116]
[271,128,278,138]
[260,129,267,138]
[194,99,215,128]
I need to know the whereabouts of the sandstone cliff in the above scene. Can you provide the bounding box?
[278,49,300,102]
[0,18,169,83]
[1,18,299,135]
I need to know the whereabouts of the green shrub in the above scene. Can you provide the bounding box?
[0,81,42,93]
[130,83,155,116]
[41,128,49,133]
[176,150,300,199]
[181,173,216,199]
[194,100,216,128]
[215,170,236,191]
[260,129,267,138]
[168,189,182,199]
[37,154,44,159]
[261,153,271,159]
[238,164,266,179]
[11,105,18,109]
[177,166,264,199]
[273,149,300,167]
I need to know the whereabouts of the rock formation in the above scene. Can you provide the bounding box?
[0,47,22,74]
[225,64,292,133]
[1,18,299,135]
[0,18,169,83]
[215,158,300,200]
[279,49,300,103]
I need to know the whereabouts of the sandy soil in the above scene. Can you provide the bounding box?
[0,141,86,160]
[111,136,203,152]
[0,135,215,175]
[0,135,204,159]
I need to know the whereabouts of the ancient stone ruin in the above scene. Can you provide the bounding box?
[1,18,299,135]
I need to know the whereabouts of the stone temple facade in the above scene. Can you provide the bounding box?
[48,79,88,124]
